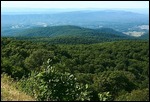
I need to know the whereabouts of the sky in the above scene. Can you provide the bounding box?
[1,1,149,9]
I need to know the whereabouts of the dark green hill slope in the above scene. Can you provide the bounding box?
[4,25,134,44]
[12,25,126,37]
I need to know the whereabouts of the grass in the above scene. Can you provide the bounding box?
[1,73,35,101]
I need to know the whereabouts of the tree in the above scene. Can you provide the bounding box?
[93,71,136,99]
[116,88,149,101]
[24,50,54,71]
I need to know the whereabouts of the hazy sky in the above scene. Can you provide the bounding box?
[1,1,149,9]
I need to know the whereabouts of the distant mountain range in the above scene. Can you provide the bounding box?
[2,10,149,32]
[2,8,149,15]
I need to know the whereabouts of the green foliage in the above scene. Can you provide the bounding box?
[1,37,149,101]
[24,49,54,71]
[93,70,136,99]
[18,59,91,101]
[98,92,112,101]
[116,88,149,101]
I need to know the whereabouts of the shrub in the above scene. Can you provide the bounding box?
[18,59,91,101]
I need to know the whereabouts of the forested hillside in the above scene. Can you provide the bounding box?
[2,25,136,44]
[1,37,149,101]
